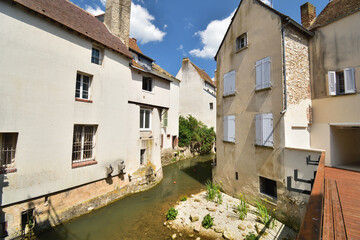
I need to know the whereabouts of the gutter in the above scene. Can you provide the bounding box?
[281,17,291,115]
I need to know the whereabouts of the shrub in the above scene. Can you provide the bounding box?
[166,207,178,220]
[202,214,214,229]
[237,194,248,220]
[205,180,222,204]
[255,200,274,229]
[245,232,258,240]
[178,115,215,155]
[181,196,187,201]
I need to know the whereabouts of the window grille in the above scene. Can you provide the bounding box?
[0,133,18,167]
[91,47,102,65]
[72,125,97,163]
[75,73,91,100]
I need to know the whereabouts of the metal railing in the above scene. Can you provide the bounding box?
[0,147,16,166]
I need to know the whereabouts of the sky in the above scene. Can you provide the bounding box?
[71,0,330,79]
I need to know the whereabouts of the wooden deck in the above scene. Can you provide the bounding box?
[298,153,360,240]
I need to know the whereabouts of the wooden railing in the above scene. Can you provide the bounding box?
[297,151,325,240]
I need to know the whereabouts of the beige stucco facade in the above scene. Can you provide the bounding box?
[214,0,320,229]
[309,12,360,167]
[0,1,166,238]
[176,59,216,129]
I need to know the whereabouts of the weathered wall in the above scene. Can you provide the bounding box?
[283,25,312,149]
[309,12,360,166]
[177,59,216,129]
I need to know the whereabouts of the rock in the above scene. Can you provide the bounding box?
[223,230,234,240]
[179,233,182,237]
[191,194,195,197]
[169,221,173,225]
[242,233,246,237]
[172,234,177,239]
[196,238,201,240]
[189,234,194,237]
[219,210,224,213]
[194,222,201,232]
[214,227,224,233]
[206,207,217,212]
[247,224,253,229]
[87,206,94,211]
[194,198,201,202]
[232,209,237,213]
[190,215,199,222]
[163,222,167,226]
[238,224,246,231]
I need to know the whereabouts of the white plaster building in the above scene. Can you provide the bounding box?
[0,0,177,238]
[176,58,216,129]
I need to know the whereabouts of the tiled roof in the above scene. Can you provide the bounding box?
[129,38,143,53]
[309,0,360,30]
[190,62,215,87]
[12,0,132,59]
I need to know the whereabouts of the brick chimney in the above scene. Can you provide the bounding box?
[104,0,131,47]
[300,2,316,29]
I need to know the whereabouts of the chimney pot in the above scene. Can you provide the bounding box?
[300,2,316,29]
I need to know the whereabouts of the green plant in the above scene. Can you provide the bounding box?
[171,158,177,162]
[255,200,274,229]
[181,196,187,201]
[178,115,215,155]
[237,194,248,220]
[166,207,178,220]
[245,232,257,240]
[202,214,214,229]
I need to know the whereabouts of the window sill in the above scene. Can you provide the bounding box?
[223,140,236,144]
[72,160,97,169]
[75,98,93,103]
[329,92,357,97]
[142,90,154,94]
[259,193,277,205]
[223,92,236,98]
[140,129,152,132]
[235,45,248,53]
[255,144,274,149]
[255,86,272,92]
[0,167,17,174]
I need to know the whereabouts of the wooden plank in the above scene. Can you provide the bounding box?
[323,179,334,240]
[330,180,347,240]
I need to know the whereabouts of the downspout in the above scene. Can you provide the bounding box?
[280,17,290,115]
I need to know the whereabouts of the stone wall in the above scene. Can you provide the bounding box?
[2,169,162,239]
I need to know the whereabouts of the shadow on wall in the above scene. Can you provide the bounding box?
[0,174,8,240]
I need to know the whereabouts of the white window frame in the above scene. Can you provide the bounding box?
[255,113,274,147]
[255,57,271,91]
[328,68,356,96]
[142,76,153,92]
[223,70,236,96]
[223,115,236,143]
[236,33,247,51]
[91,46,103,65]
[72,125,97,163]
[140,108,152,131]
[0,133,18,167]
[75,73,92,100]
[161,110,168,128]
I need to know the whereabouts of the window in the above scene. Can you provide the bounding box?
[75,73,92,100]
[140,108,152,131]
[255,57,271,90]
[162,110,168,128]
[328,68,356,96]
[72,125,97,163]
[21,209,34,231]
[91,47,102,65]
[259,176,277,199]
[142,77,153,92]
[209,102,214,110]
[0,133,18,167]
[255,113,273,147]
[235,172,239,180]
[140,149,146,165]
[236,33,247,51]
[223,70,236,96]
[223,115,235,143]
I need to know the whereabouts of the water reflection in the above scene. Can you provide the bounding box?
[36,155,214,240]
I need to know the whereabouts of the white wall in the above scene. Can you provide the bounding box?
[0,2,136,206]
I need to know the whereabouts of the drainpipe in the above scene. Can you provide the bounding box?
[280,17,290,115]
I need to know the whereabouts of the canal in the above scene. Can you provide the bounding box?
[36,155,214,240]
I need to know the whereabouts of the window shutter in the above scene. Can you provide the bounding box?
[255,59,262,90]
[229,71,236,95]
[344,68,356,94]
[262,113,273,147]
[223,116,229,141]
[255,114,262,145]
[328,71,336,95]
[262,57,271,88]
[223,72,230,96]
[223,71,236,96]
[228,115,236,142]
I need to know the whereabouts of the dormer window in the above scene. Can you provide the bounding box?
[236,33,247,51]
[142,77,153,92]
[91,47,102,65]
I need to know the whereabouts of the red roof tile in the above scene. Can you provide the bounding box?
[310,0,360,29]
[12,0,132,59]
[129,38,143,53]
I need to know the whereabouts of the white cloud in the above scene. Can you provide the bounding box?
[189,10,235,59]
[85,5,104,16]
[176,44,183,50]
[260,0,272,6]
[130,3,166,44]
[100,0,106,7]
[163,24,168,30]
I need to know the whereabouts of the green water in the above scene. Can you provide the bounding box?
[36,155,214,240]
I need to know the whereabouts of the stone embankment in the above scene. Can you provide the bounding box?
[164,191,297,240]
